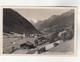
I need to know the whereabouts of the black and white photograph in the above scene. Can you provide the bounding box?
[3,7,76,55]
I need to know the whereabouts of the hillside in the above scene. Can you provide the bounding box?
[45,38,74,55]
[3,9,40,34]
[35,9,74,31]
[34,15,59,30]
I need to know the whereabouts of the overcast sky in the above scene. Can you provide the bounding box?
[13,8,71,23]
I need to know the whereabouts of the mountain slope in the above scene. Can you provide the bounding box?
[48,38,74,54]
[3,9,40,34]
[35,9,74,31]
[34,15,59,30]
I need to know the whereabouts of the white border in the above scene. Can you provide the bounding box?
[0,0,80,62]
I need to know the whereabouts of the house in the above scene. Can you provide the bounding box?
[20,41,36,49]
[34,37,48,46]
[26,34,43,38]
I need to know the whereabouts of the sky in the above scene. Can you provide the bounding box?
[13,8,71,23]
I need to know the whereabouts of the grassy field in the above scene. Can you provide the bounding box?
[3,37,36,54]
[3,37,18,54]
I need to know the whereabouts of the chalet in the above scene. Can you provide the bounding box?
[34,37,48,46]
[20,41,36,49]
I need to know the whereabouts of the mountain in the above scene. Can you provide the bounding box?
[35,9,74,32]
[3,9,40,34]
[33,15,59,31]
[29,19,38,26]
[29,20,35,25]
[32,20,43,29]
